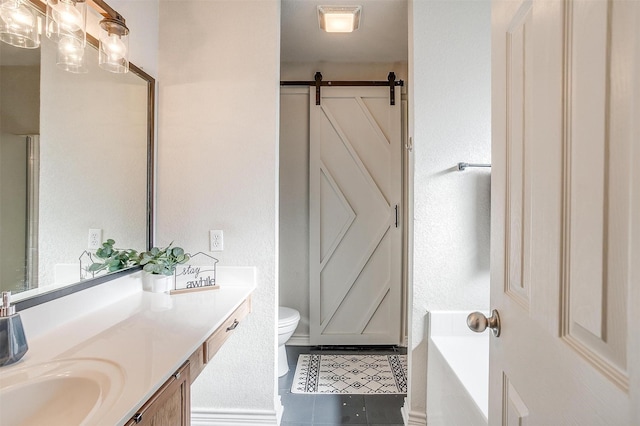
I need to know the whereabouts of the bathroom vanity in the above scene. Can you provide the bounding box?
[0,272,254,426]
[124,296,252,425]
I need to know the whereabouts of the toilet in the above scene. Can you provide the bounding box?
[278,306,300,377]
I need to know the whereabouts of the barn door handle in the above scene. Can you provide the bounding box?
[467,309,501,337]
[394,205,398,228]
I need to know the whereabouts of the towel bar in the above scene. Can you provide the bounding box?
[457,162,491,171]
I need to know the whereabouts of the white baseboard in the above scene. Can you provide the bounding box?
[191,408,279,425]
[408,411,427,426]
[401,401,427,426]
[286,334,410,348]
[286,334,310,346]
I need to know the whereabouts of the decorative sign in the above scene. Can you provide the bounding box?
[173,252,219,293]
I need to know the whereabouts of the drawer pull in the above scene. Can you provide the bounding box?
[226,319,240,332]
[133,413,143,423]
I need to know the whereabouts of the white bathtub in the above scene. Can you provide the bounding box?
[427,311,489,426]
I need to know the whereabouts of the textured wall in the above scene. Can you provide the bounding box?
[408,0,491,421]
[279,61,408,341]
[279,86,310,337]
[157,0,280,414]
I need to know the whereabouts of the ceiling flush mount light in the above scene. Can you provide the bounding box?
[318,5,361,33]
[98,16,129,74]
[0,0,40,48]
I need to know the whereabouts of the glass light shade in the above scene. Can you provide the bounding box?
[98,18,129,74]
[318,5,361,33]
[0,0,40,48]
[57,35,87,73]
[46,0,86,47]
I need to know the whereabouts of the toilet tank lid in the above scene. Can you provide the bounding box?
[279,306,300,322]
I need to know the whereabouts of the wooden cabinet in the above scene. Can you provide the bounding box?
[125,362,190,426]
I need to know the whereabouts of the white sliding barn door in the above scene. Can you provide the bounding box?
[490,0,639,423]
[309,86,402,345]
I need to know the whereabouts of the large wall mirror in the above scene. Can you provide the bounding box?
[0,0,154,308]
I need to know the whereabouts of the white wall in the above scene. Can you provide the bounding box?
[279,61,408,341]
[279,86,310,337]
[407,0,491,422]
[157,0,280,418]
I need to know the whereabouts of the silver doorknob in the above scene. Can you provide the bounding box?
[467,309,501,337]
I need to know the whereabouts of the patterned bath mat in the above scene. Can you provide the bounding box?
[291,354,408,394]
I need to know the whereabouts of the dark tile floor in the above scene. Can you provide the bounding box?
[279,346,407,426]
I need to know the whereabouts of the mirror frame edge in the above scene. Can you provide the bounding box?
[13,0,156,312]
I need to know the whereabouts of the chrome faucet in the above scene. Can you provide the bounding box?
[0,291,28,366]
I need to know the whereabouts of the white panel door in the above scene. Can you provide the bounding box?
[490,0,639,423]
[309,86,402,345]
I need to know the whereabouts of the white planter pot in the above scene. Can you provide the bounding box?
[142,272,174,293]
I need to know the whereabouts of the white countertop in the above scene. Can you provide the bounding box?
[0,272,254,425]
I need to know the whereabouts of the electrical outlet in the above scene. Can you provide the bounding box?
[210,230,224,251]
[88,229,102,250]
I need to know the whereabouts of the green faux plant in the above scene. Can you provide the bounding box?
[138,243,190,276]
[88,239,139,273]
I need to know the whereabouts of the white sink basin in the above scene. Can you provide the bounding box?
[0,358,125,425]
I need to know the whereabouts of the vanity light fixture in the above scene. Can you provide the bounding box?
[317,5,361,33]
[0,0,129,74]
[45,0,86,44]
[56,32,87,72]
[46,0,87,73]
[0,0,40,48]
[98,15,128,74]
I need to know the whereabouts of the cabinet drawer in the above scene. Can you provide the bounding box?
[204,296,251,363]
[188,344,205,384]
